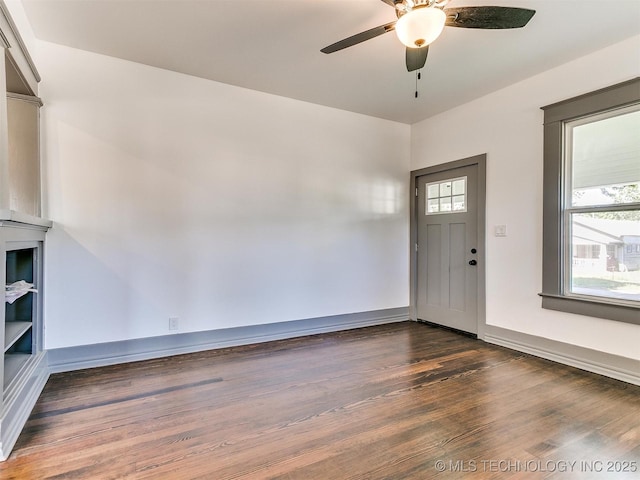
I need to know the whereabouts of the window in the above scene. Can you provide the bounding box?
[541,78,640,325]
[565,106,640,302]
[425,177,466,215]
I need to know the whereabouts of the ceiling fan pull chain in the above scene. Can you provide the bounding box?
[414,69,422,98]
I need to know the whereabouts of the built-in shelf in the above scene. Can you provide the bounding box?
[3,353,31,391]
[4,321,31,352]
[4,247,36,394]
[1,230,49,461]
[1,2,49,461]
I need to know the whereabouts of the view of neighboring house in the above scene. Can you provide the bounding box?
[573,216,640,272]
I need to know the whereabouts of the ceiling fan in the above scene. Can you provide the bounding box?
[321,0,536,72]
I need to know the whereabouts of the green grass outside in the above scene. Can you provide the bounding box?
[573,270,640,294]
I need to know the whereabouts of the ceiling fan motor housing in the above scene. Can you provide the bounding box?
[394,0,449,16]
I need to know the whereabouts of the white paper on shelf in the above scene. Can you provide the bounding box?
[5,280,37,304]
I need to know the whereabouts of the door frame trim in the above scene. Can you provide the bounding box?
[410,154,487,339]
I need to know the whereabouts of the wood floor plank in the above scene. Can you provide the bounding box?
[0,322,638,479]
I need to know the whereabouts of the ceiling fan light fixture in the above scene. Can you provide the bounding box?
[395,7,446,48]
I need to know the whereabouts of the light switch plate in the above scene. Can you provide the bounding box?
[494,225,507,237]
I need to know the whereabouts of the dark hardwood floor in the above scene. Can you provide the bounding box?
[1,322,638,479]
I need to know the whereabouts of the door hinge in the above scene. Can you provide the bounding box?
[415,243,418,252]
[415,187,418,197]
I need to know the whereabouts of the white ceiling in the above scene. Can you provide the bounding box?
[20,0,640,124]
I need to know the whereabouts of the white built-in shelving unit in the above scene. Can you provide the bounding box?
[0,1,51,460]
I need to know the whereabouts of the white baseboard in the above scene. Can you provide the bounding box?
[483,325,640,386]
[48,307,409,373]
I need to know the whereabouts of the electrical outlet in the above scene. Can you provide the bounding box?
[169,317,179,331]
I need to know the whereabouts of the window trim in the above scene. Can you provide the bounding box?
[540,78,640,325]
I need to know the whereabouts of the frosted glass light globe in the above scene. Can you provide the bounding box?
[395,7,446,48]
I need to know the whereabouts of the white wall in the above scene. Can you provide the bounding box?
[37,41,410,349]
[9,0,637,358]
[411,36,640,360]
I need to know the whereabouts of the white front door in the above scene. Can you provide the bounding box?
[416,163,479,334]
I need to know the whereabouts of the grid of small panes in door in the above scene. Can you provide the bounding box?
[426,176,467,215]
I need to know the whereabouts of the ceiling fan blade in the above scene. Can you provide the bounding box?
[379,0,397,7]
[321,21,396,54]
[444,6,535,29]
[406,46,428,72]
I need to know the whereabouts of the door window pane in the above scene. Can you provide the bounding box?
[439,182,452,197]
[453,195,465,211]
[425,177,467,215]
[452,179,466,196]
[440,197,452,212]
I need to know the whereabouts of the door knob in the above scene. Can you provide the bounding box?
[469,260,477,266]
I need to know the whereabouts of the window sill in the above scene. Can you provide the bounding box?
[539,293,639,325]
